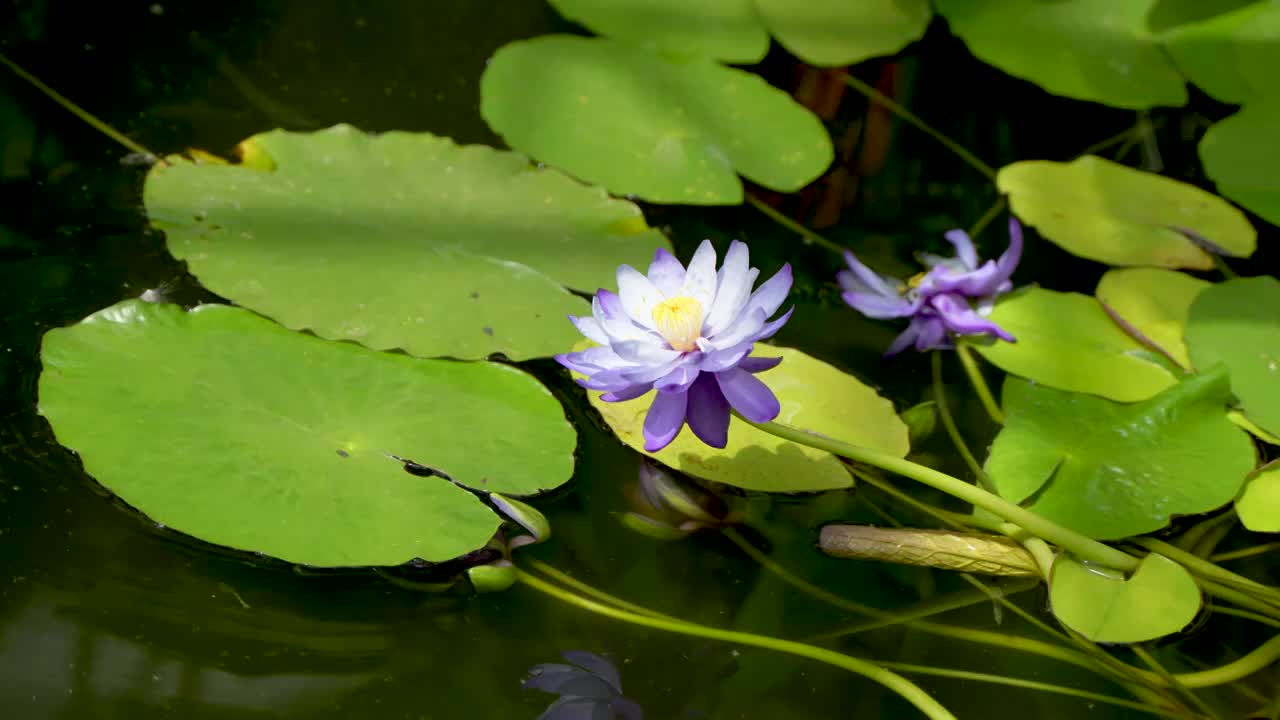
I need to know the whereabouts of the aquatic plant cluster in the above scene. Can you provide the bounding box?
[7,1,1280,719]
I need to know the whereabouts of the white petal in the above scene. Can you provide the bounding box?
[594,292,650,342]
[703,241,754,337]
[646,248,685,297]
[612,339,681,366]
[704,308,766,351]
[616,265,664,329]
[570,315,610,345]
[679,240,718,309]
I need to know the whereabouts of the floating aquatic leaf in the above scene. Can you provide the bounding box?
[143,124,669,361]
[1095,267,1210,369]
[899,400,938,448]
[584,346,908,492]
[1160,2,1280,104]
[986,369,1254,540]
[547,0,768,63]
[1236,461,1280,533]
[468,562,518,593]
[1200,103,1280,227]
[480,35,832,205]
[935,0,1186,109]
[974,288,1177,403]
[37,300,576,567]
[753,0,932,67]
[1050,553,1201,643]
[1186,276,1280,438]
[998,156,1255,269]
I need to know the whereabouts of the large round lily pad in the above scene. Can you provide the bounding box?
[985,369,1255,540]
[1161,2,1280,104]
[1186,276,1280,438]
[585,346,908,492]
[480,35,833,205]
[998,156,1255,269]
[547,0,769,63]
[37,300,577,567]
[1095,267,1210,369]
[752,0,932,67]
[1050,552,1201,643]
[1200,103,1280,227]
[974,288,1178,403]
[935,0,1186,109]
[143,125,669,361]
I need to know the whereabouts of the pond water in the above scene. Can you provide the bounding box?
[1,3,1273,719]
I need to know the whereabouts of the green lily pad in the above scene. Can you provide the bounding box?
[986,368,1255,540]
[37,299,576,567]
[998,156,1256,269]
[1160,2,1280,104]
[1095,267,1210,369]
[1050,552,1201,643]
[974,288,1178,403]
[142,124,669,361]
[1200,103,1280,227]
[1237,461,1280,532]
[753,0,932,67]
[479,35,833,205]
[935,0,1187,109]
[1186,276,1280,437]
[584,346,908,492]
[547,0,769,63]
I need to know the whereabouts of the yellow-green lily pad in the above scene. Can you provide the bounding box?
[1050,552,1201,643]
[1237,461,1280,532]
[1095,267,1210,369]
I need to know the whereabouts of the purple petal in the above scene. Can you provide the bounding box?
[686,373,730,448]
[943,229,979,270]
[700,341,753,372]
[755,306,793,341]
[646,248,685,297]
[741,263,792,320]
[643,390,687,451]
[538,697,613,720]
[841,291,919,319]
[920,261,1005,298]
[601,384,653,402]
[556,346,626,375]
[609,696,645,720]
[570,315,610,345]
[839,251,899,297]
[996,218,1023,284]
[680,240,718,308]
[562,651,623,693]
[595,291,651,342]
[913,315,950,351]
[525,666,616,698]
[621,354,694,384]
[739,355,782,373]
[931,295,1015,342]
[616,266,663,329]
[654,365,700,393]
[715,367,780,423]
[884,322,922,357]
[579,369,637,393]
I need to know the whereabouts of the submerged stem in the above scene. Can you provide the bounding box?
[1212,542,1280,564]
[1132,645,1221,720]
[955,344,1005,424]
[522,557,682,622]
[748,418,1139,571]
[841,72,997,181]
[744,194,846,255]
[1135,538,1280,610]
[931,351,994,491]
[514,568,959,720]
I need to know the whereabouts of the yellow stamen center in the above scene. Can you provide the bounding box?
[651,296,704,352]
[906,272,928,289]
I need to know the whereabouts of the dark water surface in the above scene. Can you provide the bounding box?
[1,3,1268,719]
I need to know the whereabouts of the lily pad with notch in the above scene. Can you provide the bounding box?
[37,300,576,567]
[1050,552,1201,643]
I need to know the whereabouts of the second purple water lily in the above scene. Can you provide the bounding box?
[839,218,1024,356]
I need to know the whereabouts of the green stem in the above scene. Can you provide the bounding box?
[965,198,1007,239]
[931,351,992,489]
[877,661,1206,720]
[522,557,682,622]
[1211,606,1280,630]
[1132,645,1220,720]
[841,72,997,181]
[514,568,959,720]
[744,194,846,255]
[1200,578,1280,621]
[0,50,160,161]
[1135,538,1280,609]
[1174,634,1280,689]
[750,418,1139,572]
[1212,542,1280,564]
[955,343,1005,424]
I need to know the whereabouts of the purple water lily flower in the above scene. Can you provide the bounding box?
[839,219,1023,356]
[556,240,792,452]
[524,651,644,720]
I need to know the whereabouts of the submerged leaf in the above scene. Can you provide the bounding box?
[1095,267,1210,369]
[1236,461,1280,533]
[1200,103,1280,227]
[480,35,832,205]
[1050,553,1201,643]
[974,288,1178,403]
[584,346,908,492]
[936,0,1186,109]
[37,300,576,567]
[986,369,1255,539]
[547,0,768,63]
[1186,276,1280,438]
[998,156,1255,269]
[143,124,669,361]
